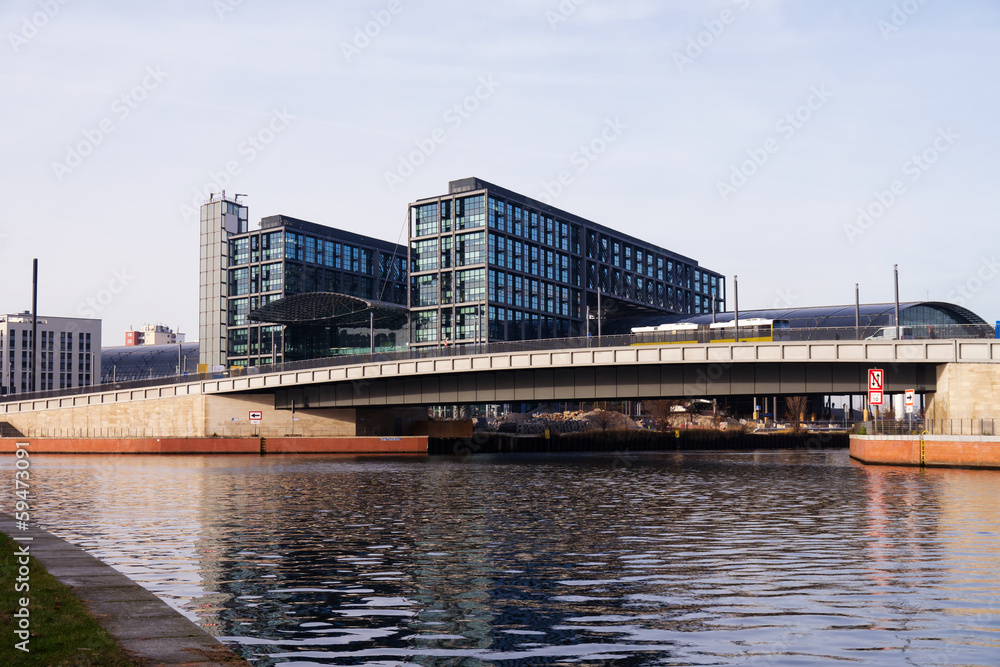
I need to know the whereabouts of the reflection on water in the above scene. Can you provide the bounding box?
[3,451,999,666]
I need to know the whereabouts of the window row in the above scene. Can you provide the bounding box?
[410,307,485,343]
[282,232,377,275]
[411,195,486,237]
[227,326,283,359]
[488,271,578,316]
[411,268,487,307]
[229,232,284,266]
[488,196,578,252]
[411,307,581,343]
[411,232,486,272]
[488,235,579,285]
[228,263,284,296]
[1,331,92,354]
[227,294,284,327]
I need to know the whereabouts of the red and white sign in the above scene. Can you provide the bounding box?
[868,368,884,405]
[249,411,263,423]
[905,389,915,414]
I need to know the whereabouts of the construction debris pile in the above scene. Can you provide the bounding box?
[492,409,643,434]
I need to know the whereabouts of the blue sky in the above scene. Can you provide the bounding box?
[1,0,998,341]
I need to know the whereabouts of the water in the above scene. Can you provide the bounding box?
[4,451,999,666]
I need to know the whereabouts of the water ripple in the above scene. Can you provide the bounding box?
[2,451,999,666]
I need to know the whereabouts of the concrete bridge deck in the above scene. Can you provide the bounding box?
[4,338,999,416]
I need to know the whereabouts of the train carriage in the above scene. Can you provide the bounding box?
[631,319,790,345]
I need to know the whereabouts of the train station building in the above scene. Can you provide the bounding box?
[199,179,726,366]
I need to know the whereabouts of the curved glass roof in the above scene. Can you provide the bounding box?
[250,292,408,329]
[101,342,200,382]
[605,301,988,335]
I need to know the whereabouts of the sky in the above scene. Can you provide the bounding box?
[1,0,998,344]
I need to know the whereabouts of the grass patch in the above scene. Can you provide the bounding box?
[0,530,142,666]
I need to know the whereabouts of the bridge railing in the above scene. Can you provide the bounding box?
[865,418,1000,437]
[0,423,286,439]
[1,323,994,405]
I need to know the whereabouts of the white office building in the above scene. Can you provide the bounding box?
[0,312,102,395]
[125,324,186,346]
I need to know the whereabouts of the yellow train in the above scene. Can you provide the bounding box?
[631,318,791,345]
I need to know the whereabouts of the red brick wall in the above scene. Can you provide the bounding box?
[851,436,1000,469]
[0,437,427,455]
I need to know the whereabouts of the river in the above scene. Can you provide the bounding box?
[4,451,999,666]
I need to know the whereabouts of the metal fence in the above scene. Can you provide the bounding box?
[1,323,994,406]
[864,418,1000,437]
[0,424,281,439]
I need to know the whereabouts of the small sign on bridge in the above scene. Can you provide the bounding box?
[868,368,884,406]
[249,411,263,424]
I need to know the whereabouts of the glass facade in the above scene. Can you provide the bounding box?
[408,178,727,348]
[201,205,409,369]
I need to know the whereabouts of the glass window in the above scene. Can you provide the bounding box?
[229,267,249,296]
[228,327,249,356]
[230,238,249,266]
[262,232,283,261]
[228,298,249,327]
[412,275,439,307]
[261,262,283,292]
[455,268,486,303]
[412,203,440,237]
[411,239,438,272]
[440,237,453,269]
[488,196,503,230]
[456,195,485,230]
[511,239,523,272]
[305,237,316,264]
[284,232,303,260]
[456,231,485,266]
[441,272,453,304]
[413,310,439,343]
[456,306,483,340]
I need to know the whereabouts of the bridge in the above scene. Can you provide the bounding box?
[3,336,1000,435]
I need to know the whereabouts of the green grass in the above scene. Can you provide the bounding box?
[0,530,143,667]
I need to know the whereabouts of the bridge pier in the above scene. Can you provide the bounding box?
[926,363,1000,421]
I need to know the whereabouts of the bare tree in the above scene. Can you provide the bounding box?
[785,396,808,431]
[590,409,629,432]
[643,399,682,432]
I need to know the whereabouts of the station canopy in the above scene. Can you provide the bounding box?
[604,301,989,335]
[249,292,409,329]
[101,342,200,382]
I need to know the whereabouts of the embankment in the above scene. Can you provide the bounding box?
[851,435,1000,470]
[430,430,849,455]
[0,436,427,455]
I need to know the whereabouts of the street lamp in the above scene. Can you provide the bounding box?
[733,275,740,342]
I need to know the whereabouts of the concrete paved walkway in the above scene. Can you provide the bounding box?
[0,514,250,666]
